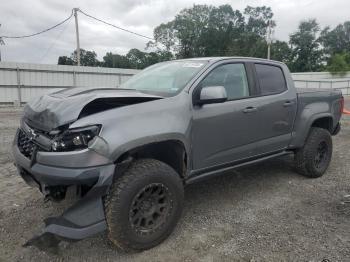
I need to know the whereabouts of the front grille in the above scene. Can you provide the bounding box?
[18,130,36,159]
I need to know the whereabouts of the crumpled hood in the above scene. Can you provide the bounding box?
[23,87,162,131]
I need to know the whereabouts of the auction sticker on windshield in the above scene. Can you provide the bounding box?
[182,62,203,68]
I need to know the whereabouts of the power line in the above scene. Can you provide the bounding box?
[0,10,73,39]
[39,18,71,62]
[0,8,165,63]
[77,9,155,41]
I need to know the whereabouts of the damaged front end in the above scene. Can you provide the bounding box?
[13,87,159,250]
[14,122,116,249]
[24,184,109,250]
[23,86,162,131]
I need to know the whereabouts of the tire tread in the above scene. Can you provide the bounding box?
[295,127,332,178]
[104,158,183,251]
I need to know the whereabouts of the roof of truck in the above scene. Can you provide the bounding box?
[177,56,285,65]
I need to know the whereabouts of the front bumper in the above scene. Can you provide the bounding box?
[12,128,116,249]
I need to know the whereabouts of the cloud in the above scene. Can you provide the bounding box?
[0,0,349,64]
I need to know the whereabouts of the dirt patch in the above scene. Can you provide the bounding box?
[0,107,349,261]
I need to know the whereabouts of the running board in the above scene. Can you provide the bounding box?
[186,151,292,184]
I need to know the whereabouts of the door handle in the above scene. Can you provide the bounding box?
[283,101,295,107]
[242,106,257,113]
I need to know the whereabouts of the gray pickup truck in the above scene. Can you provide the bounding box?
[13,57,343,251]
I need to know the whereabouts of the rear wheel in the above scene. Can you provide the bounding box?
[294,127,332,178]
[105,159,184,251]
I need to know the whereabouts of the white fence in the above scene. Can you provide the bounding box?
[0,62,139,104]
[292,71,350,80]
[291,71,350,95]
[1,62,350,104]
[293,79,350,95]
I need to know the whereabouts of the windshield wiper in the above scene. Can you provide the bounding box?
[115,87,136,90]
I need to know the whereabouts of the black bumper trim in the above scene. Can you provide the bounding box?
[24,221,107,250]
[24,185,111,250]
[44,221,107,240]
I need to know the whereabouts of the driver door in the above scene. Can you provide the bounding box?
[191,62,261,171]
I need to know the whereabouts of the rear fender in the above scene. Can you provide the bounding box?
[289,111,334,148]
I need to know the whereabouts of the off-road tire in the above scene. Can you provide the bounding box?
[295,127,332,178]
[105,159,184,252]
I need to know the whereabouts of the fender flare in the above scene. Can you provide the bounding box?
[110,133,190,164]
[290,112,334,148]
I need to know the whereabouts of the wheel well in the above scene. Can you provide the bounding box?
[311,117,333,132]
[116,140,187,178]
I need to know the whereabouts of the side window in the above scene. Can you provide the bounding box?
[199,63,249,100]
[255,64,287,95]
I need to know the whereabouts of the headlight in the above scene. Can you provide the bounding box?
[51,125,101,152]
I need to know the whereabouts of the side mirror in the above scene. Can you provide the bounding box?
[196,86,227,105]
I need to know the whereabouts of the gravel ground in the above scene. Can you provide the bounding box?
[0,106,349,262]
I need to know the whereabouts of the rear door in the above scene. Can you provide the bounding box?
[251,63,297,155]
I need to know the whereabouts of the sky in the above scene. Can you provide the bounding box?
[0,0,347,64]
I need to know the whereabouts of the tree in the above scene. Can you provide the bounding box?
[153,22,177,52]
[58,4,350,73]
[102,52,132,68]
[289,19,322,72]
[73,49,99,66]
[58,49,99,66]
[319,22,350,56]
[173,4,212,58]
[58,56,74,65]
[270,40,292,64]
[59,48,172,69]
[327,53,350,76]
[126,48,148,69]
[153,4,275,59]
[319,21,350,73]
[154,50,173,62]
[200,5,245,56]
[126,49,174,69]
[58,5,295,69]
[244,5,274,37]
[232,6,275,58]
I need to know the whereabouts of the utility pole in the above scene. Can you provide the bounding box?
[0,24,4,62]
[266,20,272,60]
[73,8,81,66]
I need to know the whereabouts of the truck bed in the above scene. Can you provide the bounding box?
[289,87,343,148]
[296,88,342,117]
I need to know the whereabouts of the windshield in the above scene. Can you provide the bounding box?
[120,60,207,96]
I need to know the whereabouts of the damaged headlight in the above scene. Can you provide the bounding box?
[51,125,101,152]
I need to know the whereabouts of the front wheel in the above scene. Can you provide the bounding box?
[104,159,184,252]
[294,127,333,178]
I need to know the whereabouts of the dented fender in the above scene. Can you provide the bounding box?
[70,92,193,163]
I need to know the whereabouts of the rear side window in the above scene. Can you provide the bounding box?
[255,64,287,95]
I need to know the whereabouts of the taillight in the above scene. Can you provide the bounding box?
[340,96,344,114]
